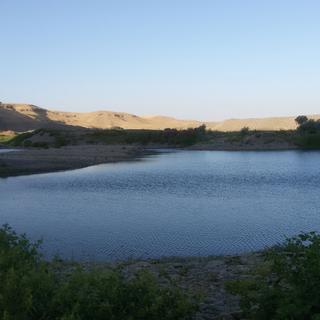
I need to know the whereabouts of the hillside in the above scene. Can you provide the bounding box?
[207,115,320,131]
[0,103,200,131]
[1,102,319,132]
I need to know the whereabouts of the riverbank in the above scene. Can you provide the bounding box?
[188,131,298,151]
[78,252,263,320]
[0,145,146,177]
[188,143,297,151]
[0,140,306,178]
[0,126,316,178]
[0,221,272,320]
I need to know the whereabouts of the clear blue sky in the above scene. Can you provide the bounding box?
[1,0,319,120]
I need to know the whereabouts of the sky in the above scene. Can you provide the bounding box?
[1,0,319,121]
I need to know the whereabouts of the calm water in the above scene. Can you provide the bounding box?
[1,150,320,261]
[0,149,18,153]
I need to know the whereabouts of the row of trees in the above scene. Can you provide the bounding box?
[91,125,208,146]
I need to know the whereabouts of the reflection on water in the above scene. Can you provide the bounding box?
[1,150,320,261]
[0,148,19,153]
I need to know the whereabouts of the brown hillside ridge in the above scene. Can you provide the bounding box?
[1,102,320,132]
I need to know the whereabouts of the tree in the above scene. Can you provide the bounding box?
[195,124,207,136]
[295,115,308,126]
[240,126,250,135]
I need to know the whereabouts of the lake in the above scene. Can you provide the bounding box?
[1,150,320,261]
[0,149,19,153]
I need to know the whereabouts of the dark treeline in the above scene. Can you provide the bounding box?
[7,125,209,148]
[295,116,320,148]
[91,124,207,146]
[4,117,320,149]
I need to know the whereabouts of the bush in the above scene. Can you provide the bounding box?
[240,126,250,136]
[295,133,320,149]
[295,115,308,126]
[294,116,320,148]
[9,132,34,146]
[227,232,320,319]
[51,269,195,320]
[297,119,320,134]
[0,225,196,320]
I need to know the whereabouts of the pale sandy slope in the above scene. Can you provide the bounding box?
[0,103,319,131]
[207,115,320,131]
[47,111,201,129]
[0,104,200,131]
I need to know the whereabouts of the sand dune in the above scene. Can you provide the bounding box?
[0,103,319,132]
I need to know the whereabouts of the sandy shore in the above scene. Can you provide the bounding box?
[0,145,146,177]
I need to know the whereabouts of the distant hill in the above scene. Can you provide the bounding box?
[0,102,319,132]
[207,115,320,131]
[0,103,200,131]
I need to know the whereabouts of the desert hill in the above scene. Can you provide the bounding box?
[0,102,319,132]
[0,103,200,131]
[207,115,320,132]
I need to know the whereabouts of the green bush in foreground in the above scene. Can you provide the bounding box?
[0,225,196,320]
[227,232,320,319]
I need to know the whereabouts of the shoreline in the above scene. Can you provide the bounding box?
[76,251,264,320]
[0,142,312,178]
[187,144,298,151]
[187,140,298,151]
[0,145,149,178]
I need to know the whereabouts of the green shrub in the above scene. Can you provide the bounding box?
[8,132,34,146]
[0,225,196,320]
[295,133,320,149]
[227,232,320,319]
[297,119,320,134]
[0,224,53,320]
[240,126,250,136]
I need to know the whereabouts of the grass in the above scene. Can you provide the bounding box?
[6,131,34,146]
[0,133,16,144]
